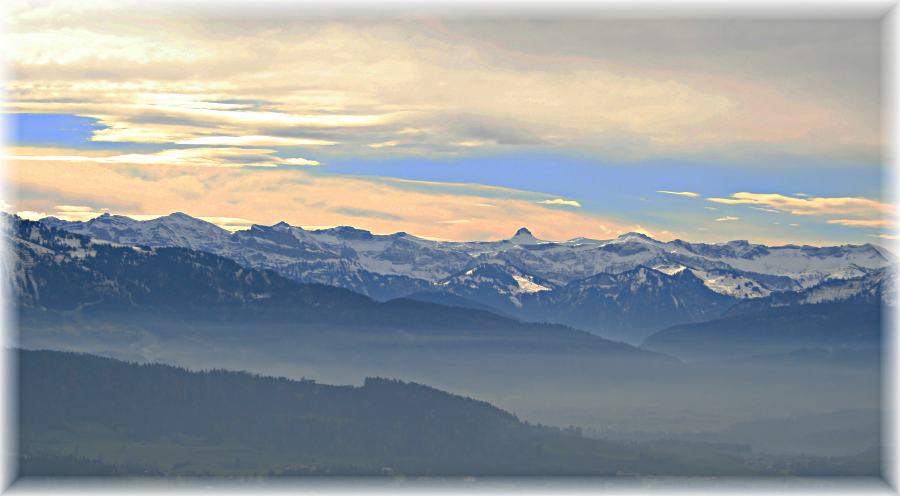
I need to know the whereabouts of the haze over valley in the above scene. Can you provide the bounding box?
[6,211,892,476]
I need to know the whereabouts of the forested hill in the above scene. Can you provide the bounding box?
[20,349,756,476]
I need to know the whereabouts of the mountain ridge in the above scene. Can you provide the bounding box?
[33,211,896,341]
[9,214,668,358]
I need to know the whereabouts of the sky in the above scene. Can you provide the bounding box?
[2,1,896,244]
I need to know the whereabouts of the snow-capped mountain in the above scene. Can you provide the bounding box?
[10,214,342,315]
[40,212,232,253]
[42,214,463,300]
[43,213,894,292]
[686,268,782,299]
[37,212,896,341]
[436,262,555,311]
[642,268,894,360]
[667,239,891,289]
[8,215,670,359]
[517,265,737,342]
[727,266,897,315]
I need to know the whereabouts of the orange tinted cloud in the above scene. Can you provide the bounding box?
[657,191,700,198]
[708,192,893,217]
[8,157,663,242]
[5,9,880,161]
[827,219,896,228]
[5,148,319,168]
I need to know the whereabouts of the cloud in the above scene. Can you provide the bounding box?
[452,140,495,148]
[872,233,899,240]
[195,216,259,231]
[5,148,319,168]
[537,198,582,208]
[280,157,321,166]
[715,216,740,222]
[55,205,95,212]
[828,219,896,228]
[657,190,699,198]
[20,204,116,223]
[5,12,880,161]
[176,135,336,147]
[333,207,402,221]
[377,177,546,199]
[8,154,667,242]
[48,204,106,221]
[15,210,49,221]
[438,219,471,224]
[8,27,207,66]
[707,192,893,216]
[368,140,401,149]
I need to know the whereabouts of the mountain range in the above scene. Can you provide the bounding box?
[642,266,893,360]
[9,215,663,359]
[36,211,895,342]
[6,212,887,460]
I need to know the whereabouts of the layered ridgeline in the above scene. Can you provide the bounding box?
[19,349,878,477]
[642,267,894,360]
[8,215,650,356]
[7,214,885,460]
[40,212,894,342]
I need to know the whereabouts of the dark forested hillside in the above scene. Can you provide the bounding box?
[18,350,880,477]
[641,302,883,361]
[19,349,757,476]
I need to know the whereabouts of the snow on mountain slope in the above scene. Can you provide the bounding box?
[653,264,687,276]
[436,263,557,309]
[39,212,895,306]
[788,268,895,306]
[823,264,871,282]
[466,233,705,286]
[727,267,896,316]
[517,265,738,343]
[41,212,232,253]
[687,268,774,299]
[671,240,892,288]
[512,274,551,293]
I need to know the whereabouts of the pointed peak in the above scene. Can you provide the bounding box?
[88,212,112,221]
[617,231,654,241]
[510,227,540,244]
[89,212,129,224]
[272,220,291,229]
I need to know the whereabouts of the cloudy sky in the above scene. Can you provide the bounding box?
[2,1,895,244]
